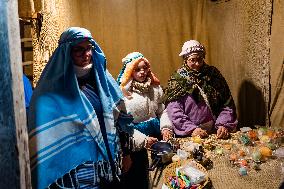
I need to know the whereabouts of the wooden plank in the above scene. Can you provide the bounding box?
[0,0,31,188]
[22,61,33,66]
[21,38,32,42]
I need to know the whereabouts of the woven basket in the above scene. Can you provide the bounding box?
[163,160,209,189]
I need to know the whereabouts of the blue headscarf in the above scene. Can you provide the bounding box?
[28,27,129,188]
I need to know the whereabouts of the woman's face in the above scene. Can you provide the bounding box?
[132,60,150,83]
[71,40,93,67]
[185,53,204,71]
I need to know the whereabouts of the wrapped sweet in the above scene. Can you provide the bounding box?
[223,143,232,150]
[192,136,202,144]
[229,153,238,165]
[215,147,224,155]
[266,130,276,139]
[266,143,277,150]
[182,141,200,153]
[252,151,262,162]
[229,153,238,161]
[239,166,248,176]
[247,130,258,141]
[258,127,267,137]
[259,146,272,158]
[240,134,251,145]
[240,127,252,133]
[259,135,270,143]
[177,149,189,160]
[239,159,248,167]
[238,149,246,157]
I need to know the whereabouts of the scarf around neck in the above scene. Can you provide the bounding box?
[163,63,236,117]
[131,77,152,94]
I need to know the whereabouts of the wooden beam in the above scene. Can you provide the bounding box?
[22,61,33,66]
[21,38,32,42]
[0,0,31,188]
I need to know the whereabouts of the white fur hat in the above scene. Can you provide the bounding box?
[179,40,206,57]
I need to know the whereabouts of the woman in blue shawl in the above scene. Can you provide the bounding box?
[28,27,133,189]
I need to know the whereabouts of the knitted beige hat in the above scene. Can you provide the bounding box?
[179,40,206,57]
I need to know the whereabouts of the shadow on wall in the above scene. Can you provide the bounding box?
[238,80,266,128]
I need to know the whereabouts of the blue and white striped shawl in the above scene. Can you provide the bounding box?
[28,27,130,189]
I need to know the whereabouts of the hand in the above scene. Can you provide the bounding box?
[161,129,173,141]
[121,154,132,173]
[145,136,158,148]
[217,126,229,139]
[192,128,208,138]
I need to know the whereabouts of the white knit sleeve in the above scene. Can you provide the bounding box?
[132,129,147,151]
[160,108,173,131]
[155,86,173,131]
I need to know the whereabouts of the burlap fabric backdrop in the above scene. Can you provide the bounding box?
[18,0,283,128]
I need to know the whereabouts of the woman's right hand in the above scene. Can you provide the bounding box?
[192,128,208,138]
[145,136,158,148]
[161,129,173,141]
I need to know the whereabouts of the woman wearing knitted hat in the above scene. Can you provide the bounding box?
[117,52,173,189]
[164,40,238,139]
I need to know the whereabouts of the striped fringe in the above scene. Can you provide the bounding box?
[47,156,121,189]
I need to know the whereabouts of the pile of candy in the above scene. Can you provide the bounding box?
[226,127,284,175]
[177,127,284,176]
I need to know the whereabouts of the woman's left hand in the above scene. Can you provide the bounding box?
[217,126,229,139]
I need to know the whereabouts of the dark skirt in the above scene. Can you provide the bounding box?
[121,148,149,189]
